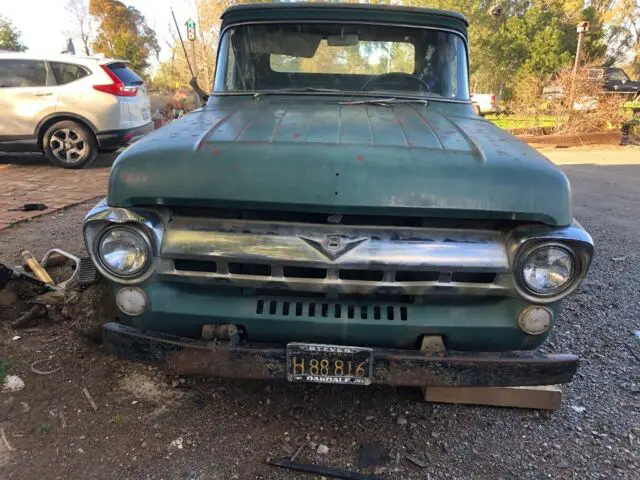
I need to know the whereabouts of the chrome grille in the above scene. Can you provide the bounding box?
[159,217,510,297]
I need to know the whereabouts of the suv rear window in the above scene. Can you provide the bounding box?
[105,62,144,85]
[51,62,89,85]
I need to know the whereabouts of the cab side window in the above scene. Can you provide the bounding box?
[50,62,89,85]
[0,60,49,88]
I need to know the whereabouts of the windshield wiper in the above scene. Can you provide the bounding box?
[339,98,428,107]
[253,87,342,98]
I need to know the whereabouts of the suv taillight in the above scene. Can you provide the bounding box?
[490,94,496,106]
[93,65,138,97]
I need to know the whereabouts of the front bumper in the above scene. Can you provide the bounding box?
[103,322,579,387]
[96,122,154,150]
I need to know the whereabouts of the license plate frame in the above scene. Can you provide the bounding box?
[286,343,374,385]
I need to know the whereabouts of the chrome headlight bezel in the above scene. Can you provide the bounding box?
[93,225,155,283]
[514,242,581,303]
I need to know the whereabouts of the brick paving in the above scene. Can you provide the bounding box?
[0,153,111,230]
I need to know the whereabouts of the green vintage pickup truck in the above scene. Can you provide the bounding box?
[84,3,593,388]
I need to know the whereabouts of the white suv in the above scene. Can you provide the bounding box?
[0,52,153,168]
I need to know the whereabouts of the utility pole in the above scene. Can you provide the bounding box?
[570,21,590,103]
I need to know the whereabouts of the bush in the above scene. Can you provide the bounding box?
[543,66,628,134]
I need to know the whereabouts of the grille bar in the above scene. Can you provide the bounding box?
[162,217,509,271]
[173,259,497,284]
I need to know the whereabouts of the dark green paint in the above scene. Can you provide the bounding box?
[102,5,578,354]
[109,97,572,226]
[120,282,558,352]
[221,3,469,35]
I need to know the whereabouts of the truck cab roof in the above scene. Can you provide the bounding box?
[221,2,468,35]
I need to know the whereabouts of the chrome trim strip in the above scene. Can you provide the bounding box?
[161,217,509,271]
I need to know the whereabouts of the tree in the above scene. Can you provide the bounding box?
[159,0,273,90]
[0,15,27,52]
[89,0,160,74]
[66,0,94,56]
[603,0,640,76]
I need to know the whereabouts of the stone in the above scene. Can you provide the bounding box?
[358,442,390,469]
[317,444,329,455]
[396,415,408,426]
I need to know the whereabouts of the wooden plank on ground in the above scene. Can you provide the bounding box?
[423,385,562,410]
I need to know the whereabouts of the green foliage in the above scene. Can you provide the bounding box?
[35,423,52,435]
[89,0,159,74]
[471,1,607,96]
[399,1,608,96]
[109,414,125,426]
[0,15,27,52]
[0,359,11,384]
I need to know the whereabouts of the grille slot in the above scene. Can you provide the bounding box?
[283,266,327,279]
[451,272,497,284]
[174,259,217,273]
[395,270,440,282]
[228,262,271,276]
[256,299,408,321]
[339,269,384,282]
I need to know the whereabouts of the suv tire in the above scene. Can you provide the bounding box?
[43,120,98,169]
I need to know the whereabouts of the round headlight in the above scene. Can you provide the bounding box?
[98,227,149,277]
[521,245,575,295]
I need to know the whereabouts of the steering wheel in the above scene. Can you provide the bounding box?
[361,72,431,93]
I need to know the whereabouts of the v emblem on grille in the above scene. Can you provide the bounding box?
[300,236,369,261]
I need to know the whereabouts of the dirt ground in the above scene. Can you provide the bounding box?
[0,146,639,480]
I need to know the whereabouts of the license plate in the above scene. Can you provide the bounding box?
[286,343,373,385]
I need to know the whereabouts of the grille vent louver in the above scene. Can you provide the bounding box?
[255,298,408,321]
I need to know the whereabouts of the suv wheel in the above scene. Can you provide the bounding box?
[43,121,97,169]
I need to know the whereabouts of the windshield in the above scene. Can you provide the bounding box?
[214,23,469,101]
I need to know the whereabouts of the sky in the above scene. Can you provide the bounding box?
[1,0,197,64]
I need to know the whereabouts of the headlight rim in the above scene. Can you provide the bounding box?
[94,224,154,282]
[514,241,580,302]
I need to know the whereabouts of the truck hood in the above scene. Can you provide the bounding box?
[108,96,572,226]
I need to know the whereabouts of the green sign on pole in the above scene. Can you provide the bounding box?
[186,19,196,41]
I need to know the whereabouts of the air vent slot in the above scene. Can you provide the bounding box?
[339,269,384,282]
[256,299,408,321]
[451,272,496,284]
[283,266,327,279]
[174,259,217,273]
[395,270,439,282]
[228,262,271,276]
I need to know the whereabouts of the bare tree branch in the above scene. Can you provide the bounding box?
[65,0,94,55]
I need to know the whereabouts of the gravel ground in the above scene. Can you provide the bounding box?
[0,155,639,479]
